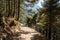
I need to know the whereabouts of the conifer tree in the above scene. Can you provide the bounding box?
[43,0,59,40]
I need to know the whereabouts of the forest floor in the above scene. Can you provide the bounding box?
[20,24,46,40]
[0,17,47,40]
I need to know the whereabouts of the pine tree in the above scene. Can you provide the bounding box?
[43,0,59,40]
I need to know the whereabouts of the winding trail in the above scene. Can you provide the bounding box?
[20,24,47,40]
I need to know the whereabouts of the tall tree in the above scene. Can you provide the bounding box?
[43,0,59,40]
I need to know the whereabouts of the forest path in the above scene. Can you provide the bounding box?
[20,24,46,40]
